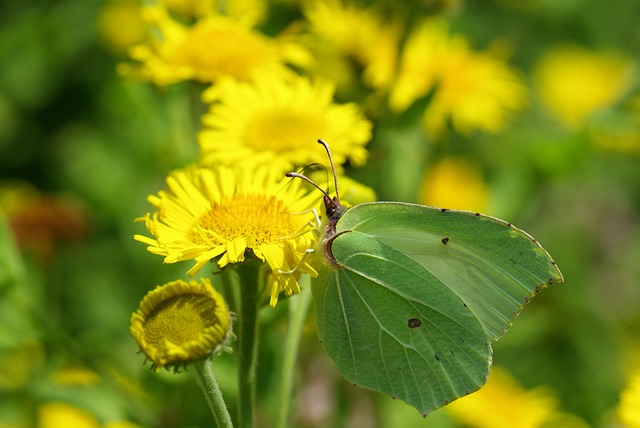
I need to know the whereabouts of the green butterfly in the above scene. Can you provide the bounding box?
[287,140,564,416]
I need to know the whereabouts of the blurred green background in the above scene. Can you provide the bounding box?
[1,0,640,427]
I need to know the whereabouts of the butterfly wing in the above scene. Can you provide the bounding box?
[312,230,490,416]
[312,201,563,415]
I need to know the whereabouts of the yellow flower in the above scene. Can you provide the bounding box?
[303,0,401,89]
[129,278,231,370]
[618,367,640,427]
[50,366,100,386]
[97,1,148,54]
[38,402,100,428]
[533,46,635,128]
[134,165,319,306]
[120,5,308,85]
[198,74,371,171]
[419,157,488,213]
[445,367,558,428]
[390,19,526,138]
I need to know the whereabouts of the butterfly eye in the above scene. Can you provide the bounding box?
[326,205,336,218]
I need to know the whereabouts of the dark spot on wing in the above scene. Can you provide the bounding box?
[474,212,481,216]
[434,354,441,362]
[440,208,448,212]
[441,237,449,245]
[407,318,422,328]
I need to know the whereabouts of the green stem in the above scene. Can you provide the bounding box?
[194,359,234,428]
[236,262,261,428]
[220,267,239,315]
[276,279,312,428]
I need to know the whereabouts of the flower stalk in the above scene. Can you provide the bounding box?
[235,261,262,428]
[194,358,234,428]
[276,279,312,428]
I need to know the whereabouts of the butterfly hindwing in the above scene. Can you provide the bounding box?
[312,230,491,416]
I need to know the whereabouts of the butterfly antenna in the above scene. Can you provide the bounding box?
[285,171,331,200]
[317,139,340,202]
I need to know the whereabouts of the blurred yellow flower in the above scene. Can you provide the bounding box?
[390,19,526,138]
[419,158,488,213]
[97,1,148,54]
[446,367,558,428]
[618,367,640,427]
[198,74,371,171]
[134,164,319,306]
[303,0,401,89]
[38,402,99,428]
[130,278,230,370]
[533,46,635,128]
[50,366,100,386]
[120,5,308,85]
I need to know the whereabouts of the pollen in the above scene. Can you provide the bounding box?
[193,195,297,246]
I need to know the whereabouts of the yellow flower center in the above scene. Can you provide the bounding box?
[243,110,325,153]
[174,24,272,81]
[193,195,299,246]
[144,294,219,346]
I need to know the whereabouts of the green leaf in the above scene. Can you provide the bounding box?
[312,202,563,416]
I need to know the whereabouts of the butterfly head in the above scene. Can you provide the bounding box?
[323,193,347,222]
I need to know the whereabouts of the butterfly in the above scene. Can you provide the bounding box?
[287,140,564,416]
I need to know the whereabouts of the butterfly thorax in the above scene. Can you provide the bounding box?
[321,194,348,267]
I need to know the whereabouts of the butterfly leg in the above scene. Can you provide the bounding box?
[279,208,321,242]
[277,248,314,275]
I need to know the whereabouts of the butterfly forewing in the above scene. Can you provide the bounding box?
[333,202,564,341]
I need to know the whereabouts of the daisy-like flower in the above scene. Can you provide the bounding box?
[38,401,101,428]
[134,164,319,306]
[198,74,372,171]
[119,5,309,85]
[129,278,231,370]
[97,1,148,54]
[533,45,635,128]
[303,0,401,89]
[445,367,560,428]
[419,158,489,213]
[390,19,526,138]
[618,367,640,427]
